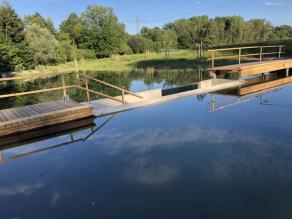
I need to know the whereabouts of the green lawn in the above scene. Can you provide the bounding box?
[20,50,209,76]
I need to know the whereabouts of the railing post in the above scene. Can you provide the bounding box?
[122,90,125,104]
[238,48,242,64]
[279,46,282,59]
[260,47,263,62]
[211,95,215,112]
[212,51,215,68]
[84,72,90,102]
[0,151,3,163]
[61,73,67,99]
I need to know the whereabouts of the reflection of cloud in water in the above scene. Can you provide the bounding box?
[97,124,283,154]
[50,191,61,206]
[0,182,43,196]
[124,158,179,185]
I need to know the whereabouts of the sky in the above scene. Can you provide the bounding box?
[7,0,292,34]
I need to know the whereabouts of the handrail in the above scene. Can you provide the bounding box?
[75,85,127,104]
[0,85,75,99]
[0,72,143,105]
[208,45,285,68]
[81,73,143,100]
[208,45,284,52]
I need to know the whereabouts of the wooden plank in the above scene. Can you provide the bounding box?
[209,59,292,77]
[0,101,93,137]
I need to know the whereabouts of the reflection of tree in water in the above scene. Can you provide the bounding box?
[0,68,210,109]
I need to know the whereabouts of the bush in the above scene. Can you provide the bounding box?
[128,35,155,54]
[78,49,96,59]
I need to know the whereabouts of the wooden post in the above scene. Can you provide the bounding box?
[0,152,3,163]
[74,57,79,78]
[212,51,215,68]
[238,48,242,64]
[279,46,282,59]
[211,95,215,112]
[84,72,90,102]
[61,73,67,99]
[260,47,263,62]
[122,90,125,103]
[286,68,290,77]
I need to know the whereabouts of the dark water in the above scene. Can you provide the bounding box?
[1,81,292,218]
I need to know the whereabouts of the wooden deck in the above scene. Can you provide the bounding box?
[0,100,93,137]
[209,58,292,77]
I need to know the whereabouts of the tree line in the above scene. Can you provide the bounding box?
[1,0,292,71]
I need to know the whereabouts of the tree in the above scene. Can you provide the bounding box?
[128,35,154,54]
[23,24,57,67]
[55,32,75,63]
[0,0,24,43]
[161,29,177,56]
[0,31,21,70]
[24,12,56,35]
[81,5,128,57]
[59,13,87,47]
[141,27,163,51]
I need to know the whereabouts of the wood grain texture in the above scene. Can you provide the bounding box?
[0,101,93,137]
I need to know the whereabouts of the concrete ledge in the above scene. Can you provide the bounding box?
[90,79,243,117]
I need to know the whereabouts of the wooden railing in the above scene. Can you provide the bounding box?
[208,45,285,68]
[0,72,143,104]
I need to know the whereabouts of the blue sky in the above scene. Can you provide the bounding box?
[7,0,292,33]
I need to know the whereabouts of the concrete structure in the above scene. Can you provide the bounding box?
[91,79,243,116]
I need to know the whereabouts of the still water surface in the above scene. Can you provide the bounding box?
[0,80,292,218]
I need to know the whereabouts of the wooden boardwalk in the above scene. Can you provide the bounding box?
[207,45,292,77]
[0,101,93,137]
[209,58,292,77]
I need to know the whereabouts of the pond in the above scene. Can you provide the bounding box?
[1,80,292,218]
[0,69,211,110]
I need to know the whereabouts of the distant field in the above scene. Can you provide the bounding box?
[20,50,209,76]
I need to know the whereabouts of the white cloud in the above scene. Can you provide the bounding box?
[0,182,43,196]
[265,1,286,6]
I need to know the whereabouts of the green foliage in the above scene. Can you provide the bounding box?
[78,49,96,59]
[0,0,24,43]
[128,35,155,54]
[0,32,21,70]
[80,5,127,57]
[24,12,56,35]
[161,29,178,51]
[1,1,292,72]
[141,27,163,52]
[55,32,75,63]
[23,24,58,67]
[60,13,86,47]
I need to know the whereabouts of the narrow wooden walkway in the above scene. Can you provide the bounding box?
[209,58,292,77]
[0,101,93,137]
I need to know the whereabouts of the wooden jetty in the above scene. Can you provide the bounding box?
[0,101,93,137]
[0,72,138,137]
[0,70,243,138]
[4,45,291,138]
[208,45,292,77]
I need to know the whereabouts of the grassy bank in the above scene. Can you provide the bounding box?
[20,50,208,76]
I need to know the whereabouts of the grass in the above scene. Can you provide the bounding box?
[19,50,209,76]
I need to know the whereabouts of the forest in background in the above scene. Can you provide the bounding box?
[1,0,292,72]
